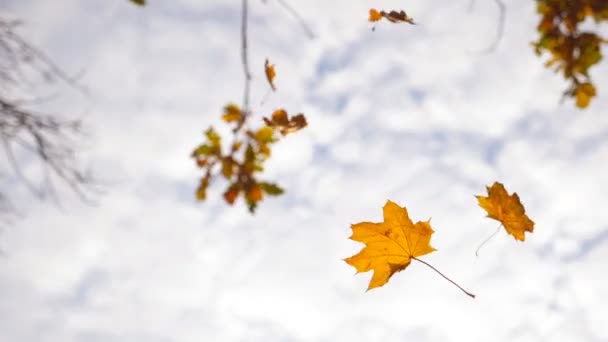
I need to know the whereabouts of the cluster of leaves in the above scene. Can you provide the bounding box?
[345,182,534,297]
[533,0,608,108]
[192,103,306,213]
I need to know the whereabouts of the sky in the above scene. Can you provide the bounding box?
[1,0,608,341]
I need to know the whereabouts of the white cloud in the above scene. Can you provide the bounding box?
[1,0,608,341]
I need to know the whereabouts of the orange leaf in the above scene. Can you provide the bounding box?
[476,182,535,241]
[345,200,436,290]
[265,58,276,91]
[369,8,383,22]
[224,185,240,205]
[263,109,307,135]
[247,183,263,202]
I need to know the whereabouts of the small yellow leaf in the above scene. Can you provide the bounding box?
[575,83,596,108]
[265,58,276,91]
[476,182,535,241]
[221,158,235,179]
[222,103,242,123]
[196,176,210,201]
[255,126,275,143]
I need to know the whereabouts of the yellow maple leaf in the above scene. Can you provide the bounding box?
[476,182,535,241]
[265,58,276,91]
[345,200,436,290]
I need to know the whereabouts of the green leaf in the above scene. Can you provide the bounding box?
[192,144,212,157]
[129,0,145,6]
[259,182,284,196]
[206,128,221,146]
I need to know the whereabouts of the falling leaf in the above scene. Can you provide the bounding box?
[369,9,383,22]
[476,182,535,241]
[382,10,416,24]
[263,109,307,135]
[345,200,436,290]
[265,58,276,91]
[369,9,416,25]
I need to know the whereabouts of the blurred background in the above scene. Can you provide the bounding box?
[1,0,607,341]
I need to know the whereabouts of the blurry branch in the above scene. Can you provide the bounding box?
[468,0,506,53]
[0,17,97,213]
[241,0,252,121]
[274,0,316,39]
[262,0,316,39]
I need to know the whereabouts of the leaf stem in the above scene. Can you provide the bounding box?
[412,257,476,299]
[475,223,502,256]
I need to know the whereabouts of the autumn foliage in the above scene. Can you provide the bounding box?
[345,182,534,298]
[192,104,305,213]
[533,0,608,108]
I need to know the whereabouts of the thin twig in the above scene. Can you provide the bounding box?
[275,0,316,39]
[240,0,252,116]
[412,256,476,299]
[1,134,43,198]
[479,0,506,53]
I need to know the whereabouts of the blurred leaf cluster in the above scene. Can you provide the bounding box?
[192,105,306,213]
[533,0,608,108]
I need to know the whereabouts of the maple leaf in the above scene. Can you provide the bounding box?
[476,182,535,241]
[265,58,276,91]
[345,200,436,290]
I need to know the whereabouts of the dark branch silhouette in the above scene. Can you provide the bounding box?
[1,17,97,216]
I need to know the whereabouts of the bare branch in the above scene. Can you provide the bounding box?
[468,0,506,53]
[0,17,98,215]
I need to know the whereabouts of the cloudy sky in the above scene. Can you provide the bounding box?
[1,0,608,341]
